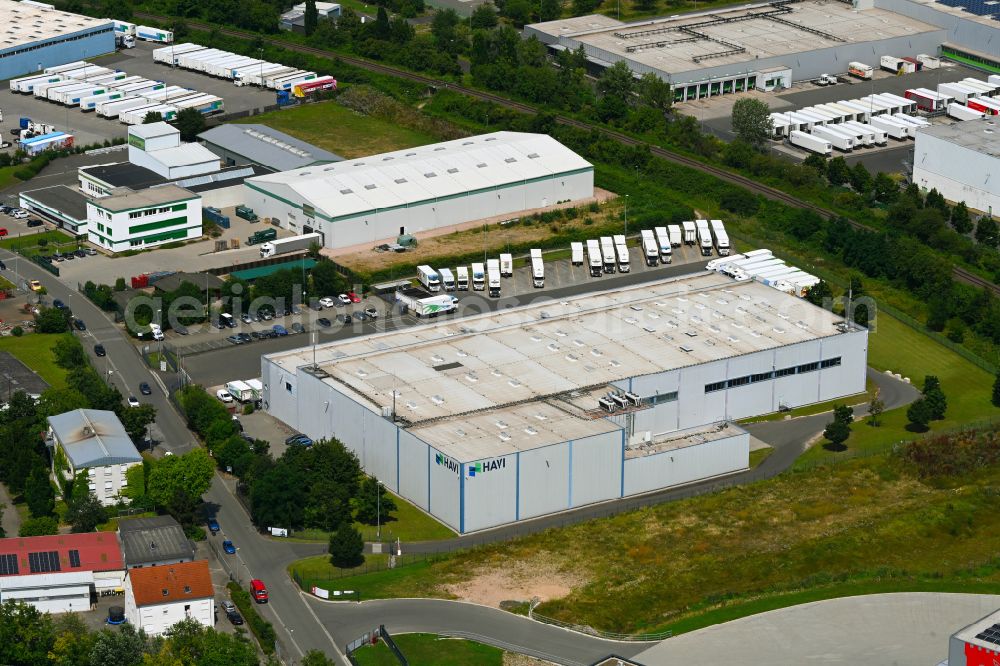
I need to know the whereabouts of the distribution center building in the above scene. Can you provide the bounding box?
[0,0,114,80]
[262,272,868,533]
[912,118,1000,215]
[242,131,594,250]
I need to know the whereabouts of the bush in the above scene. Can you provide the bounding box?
[243,402,255,415]
[13,168,33,181]
[10,327,22,337]
[19,516,58,536]
[227,582,276,654]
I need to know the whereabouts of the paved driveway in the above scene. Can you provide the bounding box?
[634,592,1000,666]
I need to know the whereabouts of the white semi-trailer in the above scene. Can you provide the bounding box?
[234,63,286,86]
[396,289,456,318]
[122,104,176,125]
[843,121,887,146]
[695,219,713,257]
[570,241,584,266]
[586,239,602,277]
[948,103,985,121]
[79,90,125,111]
[487,259,501,297]
[668,224,682,248]
[153,43,207,65]
[868,115,910,140]
[416,265,441,292]
[97,97,156,118]
[654,226,672,262]
[709,219,730,256]
[456,266,469,290]
[682,220,696,245]
[136,26,173,43]
[789,130,832,156]
[11,73,63,94]
[258,233,321,258]
[530,249,544,288]
[43,61,88,75]
[613,234,630,273]
[641,230,658,267]
[471,262,485,291]
[599,236,616,274]
[499,253,513,278]
[810,125,854,152]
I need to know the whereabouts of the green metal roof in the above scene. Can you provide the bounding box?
[230,258,317,281]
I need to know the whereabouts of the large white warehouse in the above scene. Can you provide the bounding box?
[913,118,1000,214]
[242,131,594,250]
[262,271,868,533]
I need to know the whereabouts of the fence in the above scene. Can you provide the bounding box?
[344,626,407,666]
[380,625,408,665]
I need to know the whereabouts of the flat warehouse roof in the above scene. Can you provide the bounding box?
[916,117,1000,157]
[0,0,110,51]
[527,0,939,76]
[268,272,848,457]
[21,185,88,221]
[94,185,197,212]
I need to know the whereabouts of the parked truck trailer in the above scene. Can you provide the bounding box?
[258,233,321,258]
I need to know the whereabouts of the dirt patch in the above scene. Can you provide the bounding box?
[324,188,619,274]
[443,559,586,608]
[503,653,550,666]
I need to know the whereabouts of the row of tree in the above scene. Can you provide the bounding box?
[0,603,337,666]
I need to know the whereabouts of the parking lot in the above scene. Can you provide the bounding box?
[0,40,278,147]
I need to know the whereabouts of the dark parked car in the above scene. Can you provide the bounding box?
[0,260,6,270]
[26,219,42,227]
[236,332,252,343]
[174,325,188,335]
[73,319,86,331]
[94,344,106,357]
[207,518,220,535]
[139,382,152,396]
[52,299,65,309]
[290,322,304,334]
[285,434,313,447]
[226,609,244,626]
[223,539,236,554]
[74,249,86,258]
[272,325,288,336]
[213,320,225,330]
[317,317,331,327]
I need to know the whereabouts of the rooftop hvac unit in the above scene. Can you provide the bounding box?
[598,397,615,412]
[625,391,642,406]
[610,393,629,409]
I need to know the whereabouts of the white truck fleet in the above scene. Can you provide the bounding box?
[416,265,441,292]
[487,259,501,297]
[471,262,485,291]
[570,241,584,266]
[695,220,713,257]
[654,227,672,263]
[641,229,659,267]
[586,239,602,277]
[499,253,513,278]
[530,249,544,288]
[682,220,697,245]
[613,234,630,273]
[456,266,469,290]
[439,267,455,291]
[709,219,730,256]
[599,236,616,274]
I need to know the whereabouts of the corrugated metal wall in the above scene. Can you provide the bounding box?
[0,27,114,80]
[623,430,748,496]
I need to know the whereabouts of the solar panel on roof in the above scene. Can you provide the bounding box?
[68,549,81,568]
[27,550,61,573]
[0,553,18,576]
[976,623,1000,646]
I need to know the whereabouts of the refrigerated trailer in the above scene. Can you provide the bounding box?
[116,103,162,123]
[43,83,93,103]
[654,226,672,261]
[810,125,854,152]
[709,220,730,256]
[530,249,544,287]
[136,26,173,43]
[868,115,910,140]
[97,96,158,118]
[79,90,124,111]
[892,113,929,130]
[272,72,317,91]
[499,253,512,277]
[834,122,871,147]
[641,230,658,267]
[122,104,176,125]
[961,78,998,96]
[948,102,985,120]
[789,130,832,156]
[682,220,696,245]
[938,82,981,104]
[843,121,887,146]
[875,92,917,114]
[837,100,872,122]
[234,63,287,86]
[613,234,630,273]
[599,237,616,274]
[570,242,583,266]
[43,61,87,75]
[153,43,207,64]
[11,74,63,94]
[189,52,240,73]
[968,97,1000,115]
[695,220,713,256]
[172,94,223,114]
[586,240,602,277]
[905,88,950,111]
[176,49,227,70]
[207,56,258,78]
[294,76,337,97]
[252,67,302,88]
[57,85,116,106]
[848,62,873,79]
[668,225,682,248]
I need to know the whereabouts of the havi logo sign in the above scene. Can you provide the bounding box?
[468,457,506,478]
[434,452,459,475]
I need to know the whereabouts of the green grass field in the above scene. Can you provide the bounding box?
[352,633,504,666]
[0,229,77,258]
[287,490,455,543]
[237,101,437,159]
[0,333,71,389]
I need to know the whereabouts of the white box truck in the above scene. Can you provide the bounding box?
[654,226,672,261]
[613,234,630,273]
[396,288,456,318]
[487,259,501,297]
[530,249,544,288]
[456,266,469,290]
[471,262,485,291]
[258,233,321,258]
[499,253,513,278]
[668,224,682,248]
[641,229,659,267]
[136,26,173,43]
[682,221,696,245]
[586,239,602,277]
[599,236,616,274]
[789,130,832,155]
[416,265,441,292]
[695,220,713,256]
[810,125,854,152]
[570,241,584,266]
[709,220,730,256]
[848,62,873,79]
[439,267,455,291]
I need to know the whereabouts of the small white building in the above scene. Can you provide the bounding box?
[124,560,214,636]
[128,122,220,180]
[0,572,93,614]
[86,184,202,253]
[913,118,1000,215]
[47,409,142,507]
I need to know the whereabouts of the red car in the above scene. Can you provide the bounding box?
[347,291,361,303]
[250,579,268,603]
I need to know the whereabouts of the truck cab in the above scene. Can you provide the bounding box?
[416,265,440,292]
[471,263,485,291]
[456,266,469,291]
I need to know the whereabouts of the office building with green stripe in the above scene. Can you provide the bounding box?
[86,185,202,253]
[241,131,594,250]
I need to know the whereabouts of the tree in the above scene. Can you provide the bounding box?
[142,111,163,124]
[635,0,657,10]
[304,0,319,35]
[302,650,337,666]
[730,98,772,150]
[826,156,850,187]
[19,516,58,536]
[431,9,461,53]
[0,601,56,666]
[145,618,257,666]
[53,336,86,369]
[354,476,397,525]
[310,259,347,300]
[923,375,947,421]
[873,172,897,203]
[146,448,214,507]
[849,162,872,194]
[121,464,147,500]
[597,61,635,105]
[951,201,973,234]
[89,623,148,666]
[173,107,206,142]
[372,6,390,39]
[868,389,885,427]
[833,403,854,427]
[993,370,1000,408]
[24,466,54,518]
[823,418,850,449]
[975,216,1000,248]
[66,493,106,532]
[328,522,364,568]
[906,398,932,431]
[35,307,68,333]
[539,0,560,20]
[804,280,833,308]
[50,613,95,666]
[36,387,89,419]
[470,2,498,28]
[848,275,868,328]
[637,72,672,114]
[117,403,156,444]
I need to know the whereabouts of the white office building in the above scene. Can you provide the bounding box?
[242,131,594,249]
[128,122,220,180]
[87,184,201,253]
[262,271,868,533]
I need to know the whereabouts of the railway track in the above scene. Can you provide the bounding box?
[135,12,999,294]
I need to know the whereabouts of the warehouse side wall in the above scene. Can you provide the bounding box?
[876,0,1000,59]
[913,132,1000,214]
[0,26,115,80]
[242,168,594,250]
[623,429,749,497]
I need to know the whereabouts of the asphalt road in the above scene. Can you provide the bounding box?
[184,258,712,386]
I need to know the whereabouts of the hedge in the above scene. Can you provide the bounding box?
[227,581,277,654]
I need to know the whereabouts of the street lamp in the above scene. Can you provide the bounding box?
[624,194,629,237]
[376,480,381,541]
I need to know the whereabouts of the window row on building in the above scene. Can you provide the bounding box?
[705,357,842,393]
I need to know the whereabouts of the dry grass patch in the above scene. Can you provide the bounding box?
[443,557,587,608]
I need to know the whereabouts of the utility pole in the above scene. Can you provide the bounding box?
[376,481,381,541]
[624,194,629,236]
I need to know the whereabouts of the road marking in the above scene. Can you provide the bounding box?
[298,592,351,666]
